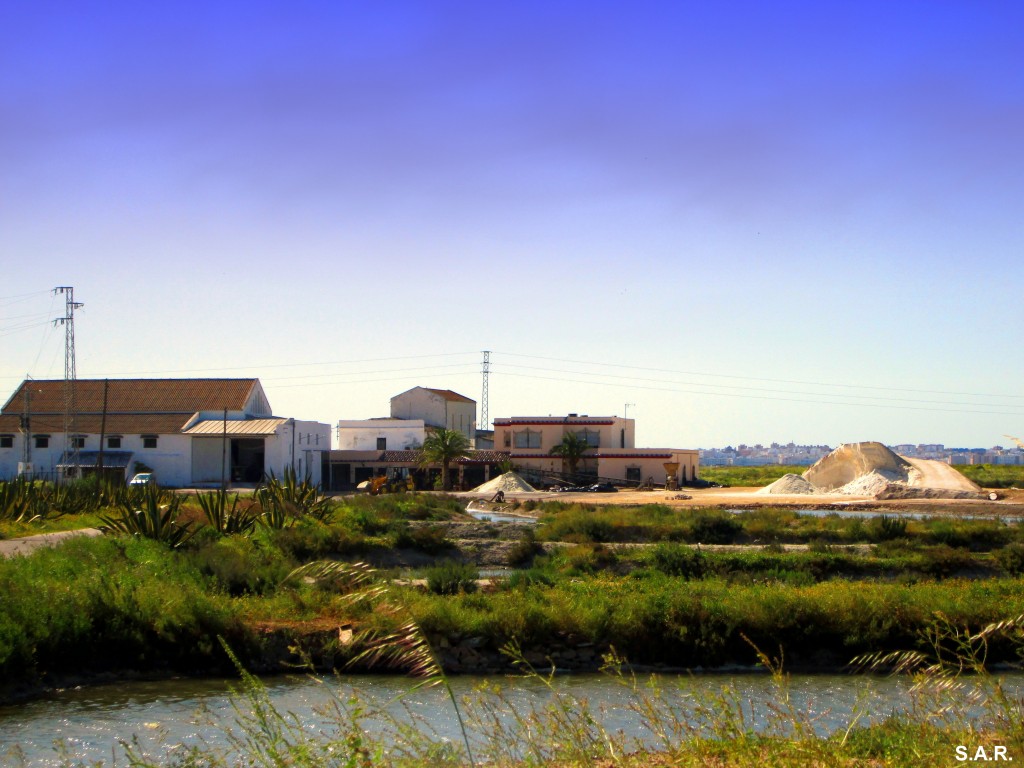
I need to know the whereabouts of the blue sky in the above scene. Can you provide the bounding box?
[2,1,1022,448]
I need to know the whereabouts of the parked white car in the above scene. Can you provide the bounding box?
[128,472,154,486]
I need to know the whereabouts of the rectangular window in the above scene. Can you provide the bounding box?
[626,467,642,483]
[107,436,121,449]
[376,437,387,450]
[71,436,86,449]
[0,435,12,448]
[503,431,511,447]
[142,435,158,449]
[35,435,49,449]
[575,429,601,448]
[513,430,541,449]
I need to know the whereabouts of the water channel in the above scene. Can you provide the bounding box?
[2,671,1021,766]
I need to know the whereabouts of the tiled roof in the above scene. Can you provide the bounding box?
[1,378,260,415]
[0,413,193,435]
[183,418,288,436]
[423,388,475,404]
[0,379,261,436]
[494,417,616,426]
[454,450,510,463]
[379,450,423,462]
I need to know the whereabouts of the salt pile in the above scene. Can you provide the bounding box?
[757,474,818,495]
[786,442,985,499]
[472,472,536,494]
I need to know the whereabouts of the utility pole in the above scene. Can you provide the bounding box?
[53,286,83,481]
[97,378,109,484]
[221,407,228,491]
[480,350,490,432]
[21,376,33,471]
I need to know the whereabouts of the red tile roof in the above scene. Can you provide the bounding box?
[423,388,475,404]
[0,378,262,435]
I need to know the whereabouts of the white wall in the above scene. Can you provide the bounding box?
[0,431,193,485]
[336,419,425,450]
[264,419,331,485]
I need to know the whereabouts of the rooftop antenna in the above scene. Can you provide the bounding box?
[480,350,490,431]
[54,286,83,480]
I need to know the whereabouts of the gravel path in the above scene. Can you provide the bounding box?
[0,528,103,558]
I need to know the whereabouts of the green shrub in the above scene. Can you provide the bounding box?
[425,559,479,595]
[917,546,976,579]
[650,542,706,578]
[869,515,908,542]
[191,537,292,595]
[507,528,543,566]
[684,511,742,544]
[994,543,1024,576]
[393,524,453,554]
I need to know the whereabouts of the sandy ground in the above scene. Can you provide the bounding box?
[455,486,1024,517]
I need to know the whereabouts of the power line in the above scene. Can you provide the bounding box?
[89,351,479,377]
[494,351,1024,401]
[496,362,1024,411]
[496,370,1023,417]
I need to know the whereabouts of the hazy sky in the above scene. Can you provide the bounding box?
[2,1,1022,449]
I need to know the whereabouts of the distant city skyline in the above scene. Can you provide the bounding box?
[3,2,1022,448]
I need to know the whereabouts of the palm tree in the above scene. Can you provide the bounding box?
[551,432,592,478]
[420,428,471,491]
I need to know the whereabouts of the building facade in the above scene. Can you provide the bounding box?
[0,378,330,486]
[390,387,476,441]
[492,415,698,486]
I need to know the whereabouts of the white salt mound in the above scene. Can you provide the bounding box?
[757,474,819,495]
[472,472,536,494]
[835,471,895,496]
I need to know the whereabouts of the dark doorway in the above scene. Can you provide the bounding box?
[231,439,265,482]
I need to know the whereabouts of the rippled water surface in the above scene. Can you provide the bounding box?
[3,672,1022,766]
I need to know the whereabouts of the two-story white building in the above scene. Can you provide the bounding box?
[390,387,476,442]
[0,378,330,487]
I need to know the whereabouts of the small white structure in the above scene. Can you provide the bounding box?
[335,418,426,451]
[390,387,476,441]
[0,378,330,487]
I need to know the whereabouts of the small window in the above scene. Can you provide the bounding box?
[513,429,541,449]
[626,467,642,483]
[35,435,49,449]
[376,437,387,450]
[107,436,121,449]
[574,429,601,448]
[142,435,158,449]
[503,431,511,448]
[71,436,86,449]
[0,435,13,448]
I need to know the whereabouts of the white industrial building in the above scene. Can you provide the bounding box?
[0,378,330,487]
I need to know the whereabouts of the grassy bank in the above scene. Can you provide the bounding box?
[2,492,1024,689]
[956,464,1024,489]
[696,465,808,487]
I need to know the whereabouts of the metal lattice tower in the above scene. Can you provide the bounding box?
[54,287,84,479]
[480,350,490,431]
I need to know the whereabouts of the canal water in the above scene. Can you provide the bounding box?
[2,671,1021,766]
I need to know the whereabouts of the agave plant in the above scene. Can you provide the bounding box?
[0,477,48,523]
[196,489,260,536]
[255,466,333,526]
[98,482,195,548]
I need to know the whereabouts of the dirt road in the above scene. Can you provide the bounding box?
[0,528,102,558]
